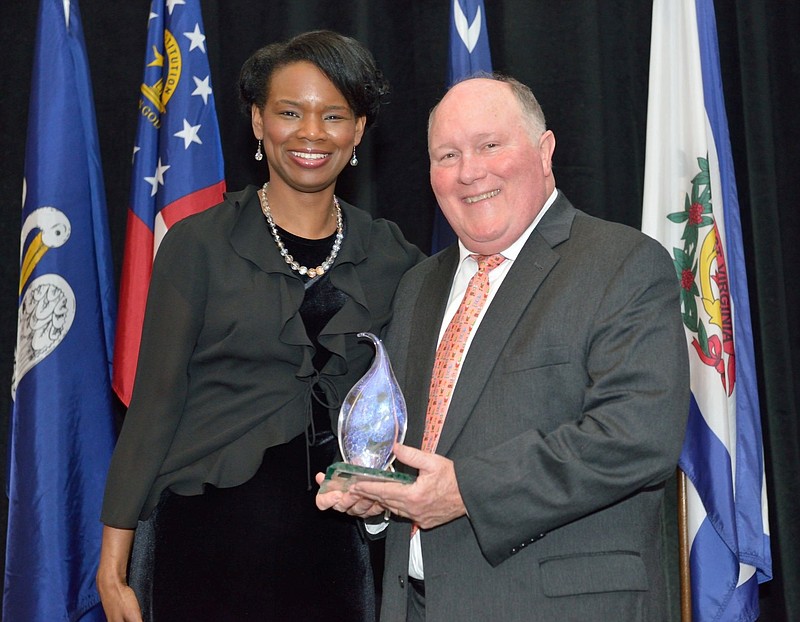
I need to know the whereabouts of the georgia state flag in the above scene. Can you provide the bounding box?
[113,0,226,406]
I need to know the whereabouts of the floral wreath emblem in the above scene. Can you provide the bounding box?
[669,156,736,396]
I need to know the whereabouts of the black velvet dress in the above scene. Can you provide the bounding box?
[149,225,378,621]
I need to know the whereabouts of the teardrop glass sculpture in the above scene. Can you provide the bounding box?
[337,332,407,470]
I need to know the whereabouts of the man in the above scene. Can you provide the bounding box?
[318,75,689,621]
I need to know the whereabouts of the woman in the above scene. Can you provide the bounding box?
[97,30,423,621]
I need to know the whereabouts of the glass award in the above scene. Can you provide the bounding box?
[320,332,415,492]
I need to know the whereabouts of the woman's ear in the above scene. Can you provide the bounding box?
[353,116,367,147]
[251,104,263,139]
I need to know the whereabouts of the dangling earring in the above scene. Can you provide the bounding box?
[254,139,263,161]
[350,146,358,167]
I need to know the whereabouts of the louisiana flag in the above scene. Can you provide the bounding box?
[642,0,772,619]
[113,0,225,405]
[4,0,117,619]
[431,0,493,253]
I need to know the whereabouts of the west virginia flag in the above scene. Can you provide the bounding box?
[113,0,225,405]
[642,0,772,619]
[432,0,493,253]
[4,0,117,619]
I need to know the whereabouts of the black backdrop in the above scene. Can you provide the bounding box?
[1,1,798,620]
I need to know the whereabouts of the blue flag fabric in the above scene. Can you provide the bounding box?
[642,1,772,619]
[112,0,225,406]
[431,0,493,253]
[4,0,117,620]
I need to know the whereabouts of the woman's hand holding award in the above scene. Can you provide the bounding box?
[320,332,415,492]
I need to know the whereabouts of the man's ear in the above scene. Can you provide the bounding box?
[539,130,556,177]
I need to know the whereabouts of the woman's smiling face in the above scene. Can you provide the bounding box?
[252,61,365,195]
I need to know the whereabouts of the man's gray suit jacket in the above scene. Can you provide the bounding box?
[379,192,690,622]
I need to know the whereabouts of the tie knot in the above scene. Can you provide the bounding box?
[471,253,505,274]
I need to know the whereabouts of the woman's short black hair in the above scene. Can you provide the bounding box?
[239,30,389,129]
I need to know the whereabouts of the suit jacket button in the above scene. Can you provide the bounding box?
[399,575,406,588]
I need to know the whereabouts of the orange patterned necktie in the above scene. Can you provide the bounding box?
[421,253,506,453]
[411,253,505,537]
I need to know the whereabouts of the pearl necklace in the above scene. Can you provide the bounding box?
[258,183,344,278]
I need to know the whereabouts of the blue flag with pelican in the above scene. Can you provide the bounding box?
[4,0,117,619]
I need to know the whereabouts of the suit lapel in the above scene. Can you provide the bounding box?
[435,194,577,455]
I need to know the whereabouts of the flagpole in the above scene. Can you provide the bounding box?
[677,468,692,622]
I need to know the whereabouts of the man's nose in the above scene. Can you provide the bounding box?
[458,153,486,184]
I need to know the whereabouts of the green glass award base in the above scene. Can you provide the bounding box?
[319,461,416,493]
